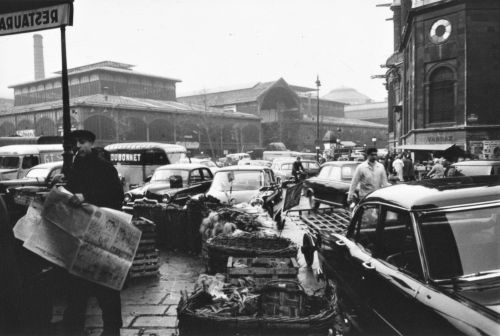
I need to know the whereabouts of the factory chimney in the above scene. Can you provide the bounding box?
[33,34,45,80]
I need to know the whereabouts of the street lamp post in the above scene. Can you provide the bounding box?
[315,75,321,161]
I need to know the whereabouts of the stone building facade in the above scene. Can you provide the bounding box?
[385,0,500,155]
[0,61,261,157]
[179,79,387,151]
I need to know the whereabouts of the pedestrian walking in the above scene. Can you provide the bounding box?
[402,153,415,181]
[347,147,390,204]
[392,154,404,182]
[62,130,124,336]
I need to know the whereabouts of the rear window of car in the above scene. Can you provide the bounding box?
[341,165,356,179]
[453,164,493,176]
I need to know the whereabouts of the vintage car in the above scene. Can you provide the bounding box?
[450,160,500,176]
[304,176,500,335]
[0,161,62,192]
[271,158,320,183]
[123,163,213,206]
[304,161,360,207]
[179,157,219,174]
[237,159,272,168]
[205,166,283,220]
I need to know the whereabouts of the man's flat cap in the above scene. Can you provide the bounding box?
[70,130,96,142]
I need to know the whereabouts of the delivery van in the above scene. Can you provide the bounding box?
[104,142,187,191]
[0,144,63,180]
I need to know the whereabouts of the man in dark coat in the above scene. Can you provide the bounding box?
[292,156,305,182]
[402,153,415,182]
[63,130,124,336]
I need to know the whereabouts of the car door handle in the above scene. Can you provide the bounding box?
[362,261,375,270]
[335,240,346,246]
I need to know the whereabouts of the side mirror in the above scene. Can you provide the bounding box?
[144,175,152,183]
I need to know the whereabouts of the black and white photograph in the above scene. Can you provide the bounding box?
[0,0,499,335]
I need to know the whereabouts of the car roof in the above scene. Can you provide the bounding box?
[0,144,63,154]
[29,161,63,169]
[156,163,206,170]
[321,161,361,166]
[452,160,500,166]
[104,142,186,152]
[274,158,317,163]
[216,166,270,172]
[364,175,500,211]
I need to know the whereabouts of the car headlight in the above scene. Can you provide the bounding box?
[124,194,132,203]
[162,194,172,203]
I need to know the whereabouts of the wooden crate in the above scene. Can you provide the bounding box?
[227,257,299,289]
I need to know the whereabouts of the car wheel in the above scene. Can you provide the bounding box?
[301,234,315,267]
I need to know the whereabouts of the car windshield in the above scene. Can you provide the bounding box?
[0,156,20,169]
[454,165,493,176]
[151,169,189,183]
[419,205,500,280]
[211,170,263,191]
[25,167,50,179]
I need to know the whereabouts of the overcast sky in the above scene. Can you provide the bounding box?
[0,0,394,101]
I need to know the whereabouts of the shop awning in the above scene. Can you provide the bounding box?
[396,144,455,151]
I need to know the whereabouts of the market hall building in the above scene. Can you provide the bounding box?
[178,79,388,151]
[384,0,500,158]
[0,60,261,157]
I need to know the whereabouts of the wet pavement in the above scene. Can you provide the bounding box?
[52,196,324,336]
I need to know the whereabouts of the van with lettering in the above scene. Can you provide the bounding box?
[104,142,187,191]
[0,144,63,181]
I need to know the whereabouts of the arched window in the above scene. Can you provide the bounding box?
[428,67,455,123]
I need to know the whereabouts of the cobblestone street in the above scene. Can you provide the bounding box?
[52,199,322,336]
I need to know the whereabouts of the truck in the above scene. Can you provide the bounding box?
[298,176,500,336]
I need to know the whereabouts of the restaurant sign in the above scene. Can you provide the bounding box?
[0,3,72,36]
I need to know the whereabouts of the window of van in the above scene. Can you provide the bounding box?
[22,155,39,169]
[0,156,20,169]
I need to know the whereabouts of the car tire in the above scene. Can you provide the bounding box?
[301,234,315,267]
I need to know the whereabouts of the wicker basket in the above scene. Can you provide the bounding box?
[177,280,337,335]
[205,233,298,274]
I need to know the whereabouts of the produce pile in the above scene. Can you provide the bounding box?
[199,203,276,242]
[185,274,260,317]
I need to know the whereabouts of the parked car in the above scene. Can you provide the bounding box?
[0,161,63,193]
[123,163,213,205]
[303,175,500,335]
[450,160,500,176]
[205,166,283,220]
[304,161,360,207]
[271,158,320,183]
[180,157,219,174]
[237,159,272,168]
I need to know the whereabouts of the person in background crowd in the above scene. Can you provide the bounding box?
[347,147,389,204]
[62,130,124,336]
[292,156,305,182]
[384,153,394,176]
[392,154,404,182]
[402,153,415,181]
[426,157,445,179]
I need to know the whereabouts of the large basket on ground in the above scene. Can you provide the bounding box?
[204,233,298,273]
[177,280,337,335]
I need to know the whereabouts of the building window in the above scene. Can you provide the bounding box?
[428,67,455,123]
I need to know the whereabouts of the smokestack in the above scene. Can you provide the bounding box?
[33,34,45,80]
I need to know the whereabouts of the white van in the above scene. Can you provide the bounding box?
[0,144,63,180]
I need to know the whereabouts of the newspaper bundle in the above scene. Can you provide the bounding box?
[13,186,141,290]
